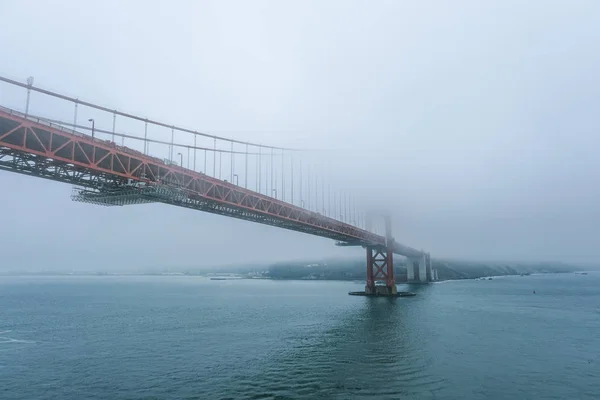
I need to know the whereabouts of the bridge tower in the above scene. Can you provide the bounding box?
[365,215,397,296]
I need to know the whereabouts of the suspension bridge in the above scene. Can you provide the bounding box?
[0,75,435,295]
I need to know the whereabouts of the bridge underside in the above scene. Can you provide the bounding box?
[0,108,392,245]
[0,147,371,241]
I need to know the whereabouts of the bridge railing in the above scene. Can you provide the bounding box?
[0,105,84,138]
[0,75,399,240]
[0,105,390,247]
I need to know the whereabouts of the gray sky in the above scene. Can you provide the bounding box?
[1,0,599,270]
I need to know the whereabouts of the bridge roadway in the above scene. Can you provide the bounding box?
[0,106,425,261]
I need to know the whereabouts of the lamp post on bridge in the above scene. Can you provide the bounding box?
[25,76,34,117]
[88,118,96,162]
[233,174,239,185]
[272,188,277,199]
[88,118,95,141]
[177,152,183,168]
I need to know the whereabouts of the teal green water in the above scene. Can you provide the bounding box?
[0,273,599,399]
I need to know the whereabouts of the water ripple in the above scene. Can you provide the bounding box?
[0,276,598,399]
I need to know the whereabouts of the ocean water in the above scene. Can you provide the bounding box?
[0,273,599,399]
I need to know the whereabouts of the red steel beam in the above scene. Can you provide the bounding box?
[0,108,386,246]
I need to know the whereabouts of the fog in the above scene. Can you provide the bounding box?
[0,0,599,271]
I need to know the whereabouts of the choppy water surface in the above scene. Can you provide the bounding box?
[1,273,599,399]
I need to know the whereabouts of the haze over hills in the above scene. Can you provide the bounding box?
[227,258,583,281]
[2,257,584,282]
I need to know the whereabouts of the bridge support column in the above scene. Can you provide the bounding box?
[418,254,428,283]
[365,246,397,296]
[406,255,433,283]
[425,253,434,281]
[406,258,415,281]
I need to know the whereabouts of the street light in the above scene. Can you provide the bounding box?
[301,200,305,208]
[177,152,183,167]
[88,118,95,141]
[272,188,277,199]
[25,76,34,116]
[233,174,239,185]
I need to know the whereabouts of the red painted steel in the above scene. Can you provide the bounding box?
[365,246,395,289]
[366,246,375,289]
[0,108,387,246]
[387,248,395,287]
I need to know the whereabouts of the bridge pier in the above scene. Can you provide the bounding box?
[407,259,415,281]
[426,253,433,281]
[365,245,397,296]
[406,253,435,283]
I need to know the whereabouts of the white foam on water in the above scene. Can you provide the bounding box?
[0,335,36,344]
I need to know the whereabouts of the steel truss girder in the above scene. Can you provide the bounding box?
[0,108,388,245]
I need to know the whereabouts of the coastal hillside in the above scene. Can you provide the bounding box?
[225,258,581,281]
[431,260,578,281]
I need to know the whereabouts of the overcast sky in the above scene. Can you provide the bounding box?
[1,0,599,271]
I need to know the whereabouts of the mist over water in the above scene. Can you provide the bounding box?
[1,273,598,399]
[3,1,600,269]
[1,2,600,399]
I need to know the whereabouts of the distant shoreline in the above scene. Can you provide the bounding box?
[0,259,586,281]
[0,270,584,283]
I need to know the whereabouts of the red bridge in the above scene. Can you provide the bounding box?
[0,76,434,294]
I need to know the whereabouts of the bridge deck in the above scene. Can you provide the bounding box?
[0,107,391,246]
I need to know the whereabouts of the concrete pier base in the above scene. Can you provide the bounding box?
[349,288,416,297]
[365,283,398,296]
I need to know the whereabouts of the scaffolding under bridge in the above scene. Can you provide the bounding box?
[71,184,189,207]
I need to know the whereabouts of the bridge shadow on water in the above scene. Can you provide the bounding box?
[228,283,444,400]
